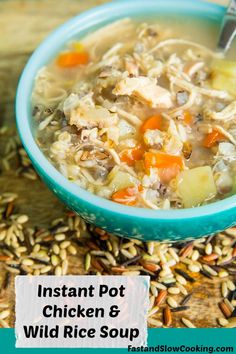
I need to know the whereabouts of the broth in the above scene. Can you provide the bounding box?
[32,16,236,209]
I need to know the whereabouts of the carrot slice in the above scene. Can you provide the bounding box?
[158,165,181,184]
[144,152,184,170]
[120,145,144,166]
[111,187,138,206]
[202,129,226,148]
[182,111,193,125]
[141,114,162,133]
[57,51,89,68]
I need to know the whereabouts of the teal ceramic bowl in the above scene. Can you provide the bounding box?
[16,0,236,241]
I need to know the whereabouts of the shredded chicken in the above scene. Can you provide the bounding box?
[184,61,204,77]
[169,76,232,100]
[148,38,224,58]
[112,107,142,127]
[203,101,236,121]
[69,106,118,129]
[113,76,173,108]
[213,125,236,146]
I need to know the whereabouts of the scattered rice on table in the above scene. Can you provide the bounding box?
[0,127,236,328]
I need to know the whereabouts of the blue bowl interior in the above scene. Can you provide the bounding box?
[15,0,236,224]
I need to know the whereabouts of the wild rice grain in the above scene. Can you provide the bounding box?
[68,245,77,255]
[222,239,231,246]
[200,269,212,280]
[224,298,234,312]
[219,301,232,318]
[147,318,163,327]
[231,300,236,307]
[121,249,135,260]
[85,253,91,271]
[54,266,62,276]
[225,318,236,328]
[40,266,52,274]
[179,243,193,259]
[202,253,219,262]
[120,254,142,267]
[176,275,187,285]
[218,270,229,278]
[221,282,228,298]
[168,287,180,295]
[51,255,59,267]
[122,242,133,250]
[177,283,188,296]
[147,242,154,256]
[171,306,190,312]
[5,266,20,274]
[105,252,116,266]
[180,293,192,306]
[149,296,155,310]
[122,271,140,276]
[188,264,200,273]
[55,233,66,241]
[205,243,212,255]
[167,296,178,308]
[175,269,195,283]
[61,260,68,275]
[52,244,60,255]
[169,248,179,262]
[152,282,167,290]
[191,250,200,261]
[59,249,67,261]
[21,258,34,266]
[60,241,71,249]
[218,318,229,327]
[32,244,40,253]
[232,246,236,258]
[218,255,233,266]
[163,306,172,327]
[156,290,167,306]
[150,285,158,297]
[159,269,172,278]
[214,246,222,256]
[90,250,105,256]
[181,317,196,328]
[148,306,159,317]
[0,304,9,309]
[16,215,29,224]
[0,319,10,328]
[0,310,10,320]
[202,264,217,276]
[0,230,6,241]
[143,262,160,272]
[161,277,176,284]
[227,280,235,291]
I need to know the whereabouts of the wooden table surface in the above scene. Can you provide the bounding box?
[0,0,233,328]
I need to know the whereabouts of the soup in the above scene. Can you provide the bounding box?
[32,17,236,209]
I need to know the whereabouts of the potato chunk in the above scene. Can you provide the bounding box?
[108,171,137,192]
[178,166,217,208]
[211,59,236,96]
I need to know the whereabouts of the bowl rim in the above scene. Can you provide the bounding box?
[15,0,236,221]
